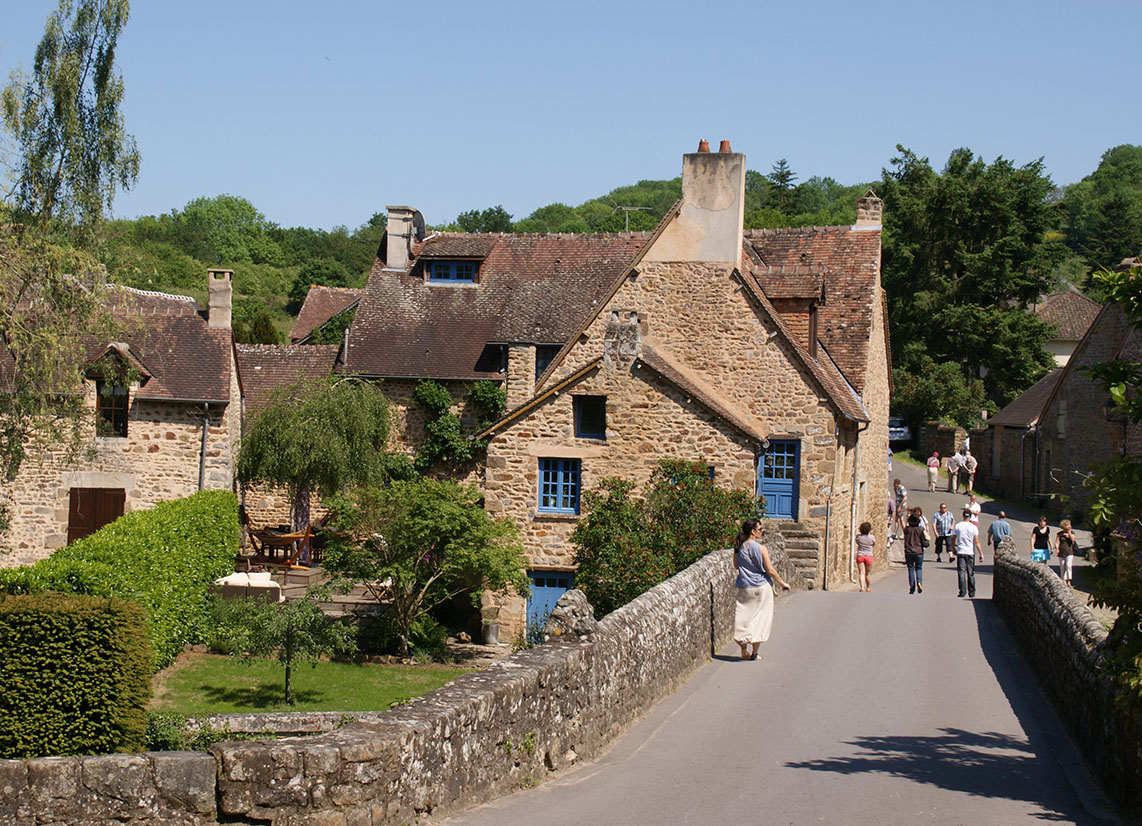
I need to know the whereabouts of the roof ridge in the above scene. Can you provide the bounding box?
[119,285,197,303]
[745,224,854,237]
[427,230,656,240]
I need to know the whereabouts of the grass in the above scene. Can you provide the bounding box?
[149,652,471,714]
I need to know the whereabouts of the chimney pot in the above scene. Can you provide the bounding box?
[697,139,710,153]
[719,139,732,153]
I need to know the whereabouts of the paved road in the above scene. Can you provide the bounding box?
[433,463,1119,826]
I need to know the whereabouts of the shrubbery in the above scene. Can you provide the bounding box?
[572,459,760,616]
[0,594,151,758]
[0,490,239,670]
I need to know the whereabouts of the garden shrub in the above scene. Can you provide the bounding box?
[0,490,239,670]
[0,594,151,758]
[572,459,760,616]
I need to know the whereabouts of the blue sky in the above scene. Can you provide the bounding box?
[2,0,1139,231]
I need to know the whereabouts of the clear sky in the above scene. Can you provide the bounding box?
[2,0,1138,231]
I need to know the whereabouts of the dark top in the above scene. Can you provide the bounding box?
[1058,532,1076,557]
[903,524,927,555]
[1032,525,1051,549]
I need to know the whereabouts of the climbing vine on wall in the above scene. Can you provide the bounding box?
[412,379,506,472]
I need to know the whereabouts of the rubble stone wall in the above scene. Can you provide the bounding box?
[2,548,745,826]
[992,538,1141,822]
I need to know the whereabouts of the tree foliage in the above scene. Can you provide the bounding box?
[411,379,505,472]
[880,146,1063,413]
[1061,144,1142,270]
[210,593,356,705]
[236,376,397,528]
[1,0,140,230]
[323,478,528,656]
[572,459,761,616]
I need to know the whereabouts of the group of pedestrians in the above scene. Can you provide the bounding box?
[929,448,979,494]
[1030,515,1078,587]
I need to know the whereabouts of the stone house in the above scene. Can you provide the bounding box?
[0,270,242,567]
[283,141,891,632]
[977,290,1141,518]
[1033,286,1102,366]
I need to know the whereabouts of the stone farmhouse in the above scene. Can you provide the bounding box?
[275,141,891,630]
[0,270,241,567]
[976,264,1141,517]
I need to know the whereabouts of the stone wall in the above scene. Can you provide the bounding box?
[2,548,758,826]
[992,537,1141,821]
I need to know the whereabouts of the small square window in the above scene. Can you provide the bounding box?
[538,458,580,514]
[574,396,606,440]
[429,260,477,282]
[96,381,129,437]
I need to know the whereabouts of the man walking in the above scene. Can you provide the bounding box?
[953,508,984,598]
[947,451,962,493]
[963,451,979,493]
[932,502,955,563]
[987,511,1012,556]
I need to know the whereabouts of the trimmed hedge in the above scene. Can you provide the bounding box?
[0,490,239,670]
[0,594,151,758]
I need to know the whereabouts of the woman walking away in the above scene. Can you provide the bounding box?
[1031,516,1051,563]
[892,479,908,540]
[1056,519,1077,586]
[733,519,791,660]
[855,521,875,592]
[903,513,928,594]
[926,452,940,492]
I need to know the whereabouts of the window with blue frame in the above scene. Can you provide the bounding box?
[538,458,580,514]
[535,345,561,380]
[429,260,477,282]
[573,396,606,439]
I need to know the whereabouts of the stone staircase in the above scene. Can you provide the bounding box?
[769,520,821,589]
[270,566,385,616]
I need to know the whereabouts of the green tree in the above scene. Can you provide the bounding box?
[572,459,760,616]
[453,205,513,233]
[1,0,140,230]
[323,478,528,656]
[236,376,396,531]
[767,159,797,211]
[286,257,353,314]
[210,593,357,705]
[1062,145,1142,270]
[172,194,283,266]
[232,307,280,345]
[880,146,1063,411]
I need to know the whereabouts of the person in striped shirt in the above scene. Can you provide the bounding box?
[932,502,955,563]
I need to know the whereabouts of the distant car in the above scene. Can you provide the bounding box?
[888,416,912,444]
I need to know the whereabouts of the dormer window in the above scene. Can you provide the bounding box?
[96,380,129,437]
[429,260,477,282]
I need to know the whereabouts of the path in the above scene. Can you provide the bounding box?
[431,463,1120,825]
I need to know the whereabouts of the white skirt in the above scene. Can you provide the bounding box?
[735,584,775,644]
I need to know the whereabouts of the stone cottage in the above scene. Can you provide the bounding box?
[281,140,891,632]
[0,270,242,567]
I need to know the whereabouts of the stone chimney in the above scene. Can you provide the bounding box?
[386,206,417,270]
[645,139,745,264]
[855,190,883,227]
[207,268,233,329]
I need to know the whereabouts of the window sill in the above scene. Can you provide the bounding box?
[532,511,580,522]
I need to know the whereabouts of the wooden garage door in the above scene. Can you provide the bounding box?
[67,488,126,544]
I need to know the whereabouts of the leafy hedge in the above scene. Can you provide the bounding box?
[0,594,151,758]
[0,490,239,670]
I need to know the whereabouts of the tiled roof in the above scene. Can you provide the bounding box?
[88,288,232,403]
[236,344,341,414]
[988,367,1064,427]
[1034,288,1101,341]
[745,224,881,394]
[289,286,361,342]
[347,234,648,379]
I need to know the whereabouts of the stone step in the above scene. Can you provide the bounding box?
[785,548,819,560]
[784,538,821,549]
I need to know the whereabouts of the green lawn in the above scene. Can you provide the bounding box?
[150,653,471,714]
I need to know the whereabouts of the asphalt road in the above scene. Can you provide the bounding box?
[432,462,1119,826]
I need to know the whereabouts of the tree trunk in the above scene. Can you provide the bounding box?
[293,483,311,532]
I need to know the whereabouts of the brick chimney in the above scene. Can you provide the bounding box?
[855,190,882,227]
[645,139,745,264]
[207,268,233,329]
[386,206,417,270]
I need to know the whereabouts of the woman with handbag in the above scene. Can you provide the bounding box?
[733,519,791,660]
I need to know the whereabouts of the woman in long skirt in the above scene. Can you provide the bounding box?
[734,519,792,660]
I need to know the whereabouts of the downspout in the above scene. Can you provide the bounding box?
[198,402,210,491]
[850,419,870,585]
[822,496,831,591]
[1020,425,1032,501]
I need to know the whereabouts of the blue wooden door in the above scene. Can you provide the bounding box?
[527,571,575,630]
[758,440,799,520]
